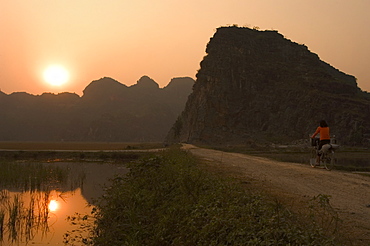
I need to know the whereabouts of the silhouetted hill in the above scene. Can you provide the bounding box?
[0,90,6,98]
[82,77,128,100]
[130,75,160,90]
[0,76,194,142]
[162,77,195,114]
[166,26,370,146]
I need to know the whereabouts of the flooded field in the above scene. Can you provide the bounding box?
[0,160,128,245]
[256,150,370,172]
[216,144,370,172]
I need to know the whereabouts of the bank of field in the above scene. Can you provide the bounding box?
[0,141,163,151]
[88,147,340,246]
[0,142,163,161]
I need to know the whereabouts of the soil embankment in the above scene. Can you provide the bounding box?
[182,144,370,245]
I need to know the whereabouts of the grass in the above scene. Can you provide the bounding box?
[0,161,69,192]
[0,191,51,244]
[81,147,340,246]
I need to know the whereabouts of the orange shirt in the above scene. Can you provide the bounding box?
[311,127,330,140]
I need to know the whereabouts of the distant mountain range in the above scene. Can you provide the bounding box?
[0,76,194,142]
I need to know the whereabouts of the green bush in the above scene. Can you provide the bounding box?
[91,148,336,245]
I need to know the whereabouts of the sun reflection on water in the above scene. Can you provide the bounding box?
[49,199,59,212]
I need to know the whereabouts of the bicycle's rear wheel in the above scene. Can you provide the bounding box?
[309,149,317,167]
[324,151,336,170]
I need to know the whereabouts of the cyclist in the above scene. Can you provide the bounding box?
[310,120,330,165]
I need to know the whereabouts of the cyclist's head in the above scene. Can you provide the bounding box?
[320,120,328,127]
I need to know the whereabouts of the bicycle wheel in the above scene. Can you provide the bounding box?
[309,149,317,167]
[324,151,335,170]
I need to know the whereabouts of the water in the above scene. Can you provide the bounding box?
[258,151,370,171]
[0,161,128,245]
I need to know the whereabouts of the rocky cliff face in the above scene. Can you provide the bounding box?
[0,76,194,142]
[166,26,370,146]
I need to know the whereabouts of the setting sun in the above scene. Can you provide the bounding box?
[43,65,69,86]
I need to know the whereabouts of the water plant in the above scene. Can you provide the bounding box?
[0,191,51,244]
[0,161,69,192]
[7,195,22,242]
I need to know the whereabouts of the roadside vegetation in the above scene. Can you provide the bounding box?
[83,147,340,245]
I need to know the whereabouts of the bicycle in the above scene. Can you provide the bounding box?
[309,137,339,170]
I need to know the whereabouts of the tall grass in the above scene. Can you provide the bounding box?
[0,161,69,191]
[0,191,51,244]
[7,195,22,241]
[87,147,338,245]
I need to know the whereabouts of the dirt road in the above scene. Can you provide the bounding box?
[182,144,370,245]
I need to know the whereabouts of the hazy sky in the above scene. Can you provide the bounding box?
[1,0,369,95]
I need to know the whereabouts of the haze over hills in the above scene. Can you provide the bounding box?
[166,26,370,146]
[0,76,194,142]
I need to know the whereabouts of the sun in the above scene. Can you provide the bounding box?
[43,65,69,86]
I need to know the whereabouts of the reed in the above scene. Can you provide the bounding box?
[0,161,69,191]
[24,194,35,242]
[0,191,51,244]
[7,195,22,242]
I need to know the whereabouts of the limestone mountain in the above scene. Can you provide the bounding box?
[166,26,370,146]
[0,76,194,142]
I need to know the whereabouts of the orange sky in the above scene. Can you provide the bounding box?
[1,0,369,95]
